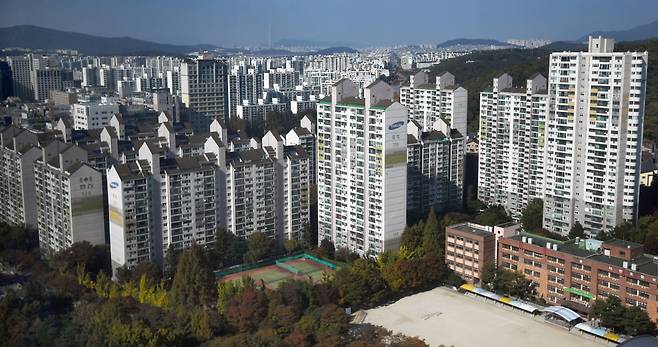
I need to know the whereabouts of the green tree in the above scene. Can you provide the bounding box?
[334,258,389,309]
[164,244,179,280]
[283,239,302,254]
[317,239,335,259]
[50,241,111,279]
[116,261,161,285]
[421,208,441,257]
[644,220,658,255]
[479,263,499,291]
[400,221,424,251]
[475,206,512,226]
[398,255,444,292]
[590,296,626,333]
[623,306,657,336]
[170,243,217,308]
[218,280,242,313]
[245,232,273,263]
[0,223,39,252]
[211,228,245,268]
[568,221,586,239]
[521,199,543,232]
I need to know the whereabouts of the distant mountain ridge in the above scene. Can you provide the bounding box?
[315,47,357,55]
[0,25,357,57]
[0,25,221,55]
[274,38,351,48]
[578,20,658,42]
[438,38,516,48]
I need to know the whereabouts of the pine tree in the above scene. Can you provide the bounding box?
[170,243,217,308]
[421,208,441,257]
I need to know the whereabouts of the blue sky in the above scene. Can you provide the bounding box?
[2,0,657,47]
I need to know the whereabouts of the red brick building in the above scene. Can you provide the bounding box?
[445,223,497,283]
[497,233,658,323]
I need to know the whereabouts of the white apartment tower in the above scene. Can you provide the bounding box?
[285,124,316,184]
[181,56,229,122]
[478,73,548,218]
[317,79,407,255]
[543,37,648,235]
[225,148,277,238]
[262,131,311,241]
[0,127,41,226]
[107,140,223,272]
[400,71,468,136]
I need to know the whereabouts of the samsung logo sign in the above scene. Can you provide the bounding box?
[388,121,404,130]
[109,182,119,189]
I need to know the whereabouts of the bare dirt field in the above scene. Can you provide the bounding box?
[363,287,609,347]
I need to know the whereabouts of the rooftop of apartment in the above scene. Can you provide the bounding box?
[317,96,395,110]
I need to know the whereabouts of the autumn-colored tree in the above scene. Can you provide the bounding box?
[224,287,269,332]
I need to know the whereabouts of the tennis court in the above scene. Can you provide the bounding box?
[217,253,338,289]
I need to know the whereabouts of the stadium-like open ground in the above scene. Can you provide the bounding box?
[217,254,337,289]
[363,287,608,347]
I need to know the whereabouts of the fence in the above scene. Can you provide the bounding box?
[214,251,338,279]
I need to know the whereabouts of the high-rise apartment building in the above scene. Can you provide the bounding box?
[227,67,263,119]
[107,141,222,271]
[225,148,277,238]
[543,37,648,235]
[181,56,229,122]
[30,68,62,102]
[166,68,181,96]
[0,61,13,100]
[478,73,548,218]
[400,71,467,136]
[285,124,316,184]
[7,56,33,100]
[263,68,300,91]
[236,98,288,124]
[0,127,41,226]
[34,143,105,254]
[317,79,407,255]
[407,119,465,213]
[262,131,311,241]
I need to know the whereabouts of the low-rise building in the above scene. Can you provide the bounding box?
[498,233,658,322]
[72,96,119,130]
[445,222,497,284]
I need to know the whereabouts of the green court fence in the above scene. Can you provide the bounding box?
[275,261,304,275]
[214,251,338,279]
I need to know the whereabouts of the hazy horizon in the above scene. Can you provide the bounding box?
[2,0,658,47]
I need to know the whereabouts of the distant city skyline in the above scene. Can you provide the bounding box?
[2,0,658,47]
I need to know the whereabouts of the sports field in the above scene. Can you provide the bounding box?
[364,287,607,347]
[218,254,336,289]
